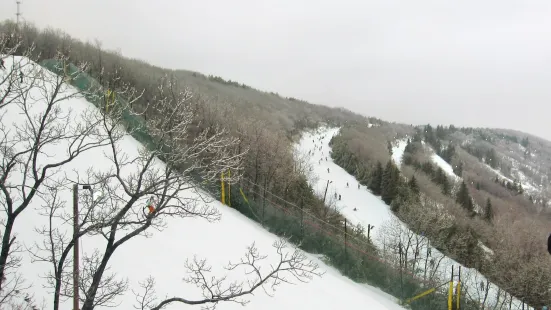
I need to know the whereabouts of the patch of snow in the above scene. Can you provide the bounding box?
[430,153,461,181]
[391,139,408,169]
[478,241,494,257]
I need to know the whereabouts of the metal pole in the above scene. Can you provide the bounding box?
[72,184,79,310]
[322,179,330,204]
[15,1,22,28]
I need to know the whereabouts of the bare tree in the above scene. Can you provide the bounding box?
[1,33,118,308]
[20,61,321,309]
[133,240,321,310]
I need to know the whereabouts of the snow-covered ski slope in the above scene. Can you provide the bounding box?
[295,127,531,310]
[0,56,406,309]
[392,138,460,181]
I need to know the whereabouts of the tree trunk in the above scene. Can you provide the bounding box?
[0,216,15,292]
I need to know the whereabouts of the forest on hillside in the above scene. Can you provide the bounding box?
[330,123,551,307]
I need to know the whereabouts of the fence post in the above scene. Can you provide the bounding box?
[448,265,454,310]
[344,219,348,254]
[399,242,404,300]
[300,198,304,240]
[456,266,461,310]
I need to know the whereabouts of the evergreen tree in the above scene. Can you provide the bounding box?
[387,141,393,155]
[456,181,474,216]
[484,198,494,222]
[421,162,434,176]
[433,167,450,195]
[476,182,481,190]
[369,161,384,195]
[485,148,499,169]
[521,137,530,148]
[453,161,464,177]
[412,129,423,142]
[381,160,399,205]
[440,144,456,163]
[408,175,420,194]
[404,139,414,153]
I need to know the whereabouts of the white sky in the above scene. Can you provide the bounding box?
[3,0,551,139]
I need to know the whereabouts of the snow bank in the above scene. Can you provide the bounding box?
[391,139,408,169]
[430,153,461,180]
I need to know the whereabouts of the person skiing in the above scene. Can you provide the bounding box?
[338,194,341,200]
[358,184,360,189]
[0,58,5,70]
[346,182,349,188]
[144,197,157,216]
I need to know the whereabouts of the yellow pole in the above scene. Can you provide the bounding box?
[456,281,461,310]
[448,266,454,310]
[227,169,231,207]
[448,281,453,310]
[239,188,249,204]
[404,287,436,304]
[221,171,226,205]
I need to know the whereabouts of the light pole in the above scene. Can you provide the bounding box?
[367,224,375,242]
[73,183,91,310]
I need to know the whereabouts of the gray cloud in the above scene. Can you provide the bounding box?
[3,0,551,139]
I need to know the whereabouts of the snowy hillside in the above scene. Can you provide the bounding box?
[430,153,460,181]
[295,127,533,310]
[0,56,406,309]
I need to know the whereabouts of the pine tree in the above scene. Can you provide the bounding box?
[433,168,450,195]
[381,160,399,204]
[485,148,499,169]
[408,175,420,194]
[484,198,494,222]
[369,161,384,195]
[456,181,474,215]
[453,161,463,177]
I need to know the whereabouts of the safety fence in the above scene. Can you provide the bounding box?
[225,176,484,310]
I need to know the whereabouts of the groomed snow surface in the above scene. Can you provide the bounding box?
[1,57,406,309]
[391,138,461,182]
[296,127,533,310]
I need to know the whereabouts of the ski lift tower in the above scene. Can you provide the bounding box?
[15,1,22,29]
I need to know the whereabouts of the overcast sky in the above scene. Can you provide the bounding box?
[3,0,551,139]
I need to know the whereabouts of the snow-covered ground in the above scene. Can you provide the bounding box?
[295,127,533,310]
[0,57,407,310]
[391,139,408,168]
[430,153,461,181]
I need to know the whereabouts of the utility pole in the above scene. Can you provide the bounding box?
[322,180,330,204]
[367,224,375,242]
[73,183,92,310]
[72,184,79,310]
[15,1,22,28]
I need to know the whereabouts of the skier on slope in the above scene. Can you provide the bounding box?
[0,58,5,70]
